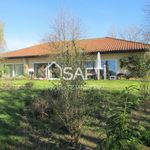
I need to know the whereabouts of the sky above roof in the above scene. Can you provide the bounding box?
[0,0,148,51]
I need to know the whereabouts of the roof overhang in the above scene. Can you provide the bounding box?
[86,49,147,55]
[3,49,148,59]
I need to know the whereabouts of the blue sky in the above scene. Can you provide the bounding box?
[0,0,147,51]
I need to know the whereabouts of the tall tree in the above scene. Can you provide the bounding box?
[107,25,144,42]
[0,22,6,78]
[0,22,5,50]
[119,25,144,42]
[44,11,89,148]
[107,25,117,38]
[143,2,150,43]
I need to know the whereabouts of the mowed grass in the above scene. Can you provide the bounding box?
[0,79,149,149]
[86,80,140,90]
[0,84,40,148]
[0,79,142,90]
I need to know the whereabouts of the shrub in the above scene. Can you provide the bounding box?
[96,86,144,150]
[44,86,89,148]
[24,82,34,88]
[120,52,150,78]
[29,98,50,119]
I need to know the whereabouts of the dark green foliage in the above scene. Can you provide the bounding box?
[139,80,150,101]
[96,86,148,150]
[0,80,149,149]
[141,130,150,147]
[25,85,90,149]
[24,82,34,88]
[0,64,6,78]
[120,53,150,78]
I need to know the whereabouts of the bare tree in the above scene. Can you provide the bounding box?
[46,11,85,57]
[107,25,117,38]
[107,25,144,42]
[50,12,84,41]
[0,22,5,51]
[0,22,5,78]
[44,12,89,149]
[143,2,150,43]
[119,25,144,42]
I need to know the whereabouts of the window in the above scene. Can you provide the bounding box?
[102,59,117,75]
[34,63,48,78]
[5,64,24,77]
[15,64,24,76]
[84,61,95,68]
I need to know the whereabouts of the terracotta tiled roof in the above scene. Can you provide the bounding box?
[1,37,150,58]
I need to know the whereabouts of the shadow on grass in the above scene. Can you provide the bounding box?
[0,86,149,149]
[0,87,86,149]
[0,87,44,149]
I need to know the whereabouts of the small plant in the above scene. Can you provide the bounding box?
[24,82,34,88]
[44,85,89,149]
[97,86,143,150]
[30,98,49,119]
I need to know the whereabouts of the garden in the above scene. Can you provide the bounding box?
[0,79,149,149]
[0,10,150,149]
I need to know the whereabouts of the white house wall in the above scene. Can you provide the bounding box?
[3,52,144,76]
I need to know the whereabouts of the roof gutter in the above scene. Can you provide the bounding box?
[3,48,148,59]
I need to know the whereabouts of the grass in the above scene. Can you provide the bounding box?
[0,79,149,149]
[0,88,25,148]
[0,79,142,90]
[86,80,141,90]
[0,86,42,149]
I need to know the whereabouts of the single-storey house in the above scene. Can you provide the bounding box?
[0,37,149,79]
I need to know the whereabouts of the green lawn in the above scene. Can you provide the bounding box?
[86,80,140,90]
[0,86,40,149]
[1,79,142,90]
[0,79,149,149]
